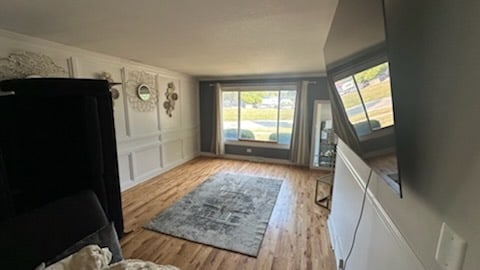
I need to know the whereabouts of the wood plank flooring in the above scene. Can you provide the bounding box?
[120,157,335,270]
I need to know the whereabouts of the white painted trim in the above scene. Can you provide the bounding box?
[121,152,199,191]
[155,75,163,132]
[117,152,135,182]
[177,79,183,128]
[130,142,163,155]
[117,125,199,143]
[336,149,367,188]
[67,56,79,78]
[129,151,137,183]
[327,217,342,270]
[335,148,426,270]
[134,167,163,184]
[120,67,132,137]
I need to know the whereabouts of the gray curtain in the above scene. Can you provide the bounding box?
[210,83,224,155]
[290,81,310,165]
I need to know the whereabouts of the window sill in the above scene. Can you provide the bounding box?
[224,140,291,150]
[358,125,395,142]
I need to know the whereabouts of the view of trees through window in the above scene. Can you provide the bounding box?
[334,62,394,137]
[222,89,297,145]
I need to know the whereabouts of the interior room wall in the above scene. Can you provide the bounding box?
[328,1,480,270]
[0,29,200,191]
[198,77,330,161]
[382,0,479,269]
[329,141,424,270]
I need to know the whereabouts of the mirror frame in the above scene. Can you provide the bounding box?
[137,84,151,101]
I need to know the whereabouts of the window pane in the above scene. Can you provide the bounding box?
[222,91,238,140]
[278,90,296,145]
[239,91,278,142]
[334,76,371,136]
[354,62,394,129]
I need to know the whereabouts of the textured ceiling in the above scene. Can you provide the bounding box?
[0,0,338,77]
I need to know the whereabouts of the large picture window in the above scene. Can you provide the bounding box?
[333,62,394,137]
[222,85,297,145]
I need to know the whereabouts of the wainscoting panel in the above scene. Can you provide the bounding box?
[133,144,163,179]
[328,143,424,270]
[163,139,184,167]
[183,135,199,159]
[0,29,200,192]
[161,129,189,142]
[122,67,161,137]
[118,154,134,184]
[73,56,130,141]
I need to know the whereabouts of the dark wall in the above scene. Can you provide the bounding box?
[225,145,290,160]
[199,77,329,160]
[379,1,480,268]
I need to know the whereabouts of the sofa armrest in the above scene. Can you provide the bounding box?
[0,190,109,269]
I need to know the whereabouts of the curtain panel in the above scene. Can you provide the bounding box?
[210,83,225,155]
[290,80,310,165]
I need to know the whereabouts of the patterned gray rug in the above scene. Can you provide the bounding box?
[144,172,283,257]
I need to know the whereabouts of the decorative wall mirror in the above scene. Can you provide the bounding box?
[137,84,151,101]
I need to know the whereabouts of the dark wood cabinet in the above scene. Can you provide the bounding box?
[0,78,124,237]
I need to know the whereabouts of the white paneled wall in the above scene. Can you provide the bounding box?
[0,29,200,191]
[328,141,424,270]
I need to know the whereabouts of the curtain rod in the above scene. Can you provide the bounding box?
[208,81,317,87]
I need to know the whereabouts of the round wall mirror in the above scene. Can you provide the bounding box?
[137,84,151,101]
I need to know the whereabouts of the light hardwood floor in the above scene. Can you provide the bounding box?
[120,157,335,270]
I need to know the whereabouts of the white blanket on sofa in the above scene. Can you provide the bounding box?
[44,245,179,270]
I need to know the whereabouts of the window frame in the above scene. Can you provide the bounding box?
[329,55,395,139]
[221,83,298,146]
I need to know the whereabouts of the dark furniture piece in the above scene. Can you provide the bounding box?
[0,78,124,236]
[0,190,120,269]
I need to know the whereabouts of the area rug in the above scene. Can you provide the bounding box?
[144,172,283,257]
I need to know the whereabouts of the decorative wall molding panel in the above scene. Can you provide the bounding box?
[126,70,159,112]
[328,145,425,270]
[0,29,200,192]
[0,51,67,80]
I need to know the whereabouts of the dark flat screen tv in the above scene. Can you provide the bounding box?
[323,0,401,196]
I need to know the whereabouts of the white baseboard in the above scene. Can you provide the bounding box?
[327,217,343,270]
[121,152,199,191]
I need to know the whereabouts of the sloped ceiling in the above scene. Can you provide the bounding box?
[0,0,338,77]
